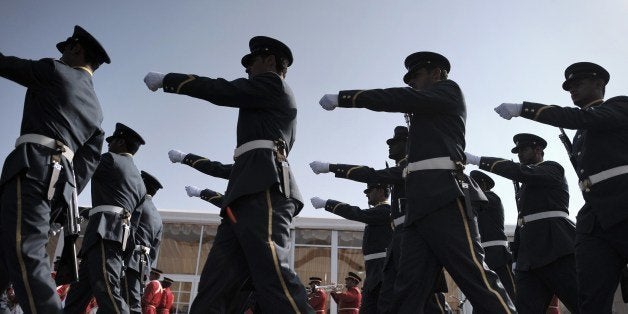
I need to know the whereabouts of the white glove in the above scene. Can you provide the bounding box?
[310,197,328,209]
[144,72,165,91]
[309,161,330,174]
[319,94,339,111]
[168,149,187,163]
[185,185,202,197]
[465,152,480,166]
[494,103,523,120]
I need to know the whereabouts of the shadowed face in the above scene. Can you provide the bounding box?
[407,67,441,90]
[244,54,276,78]
[567,77,604,108]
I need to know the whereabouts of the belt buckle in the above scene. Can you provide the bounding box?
[517,217,525,227]
[579,178,591,192]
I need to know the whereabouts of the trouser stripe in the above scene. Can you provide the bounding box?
[434,293,445,314]
[265,190,300,313]
[15,177,37,313]
[456,198,511,314]
[506,263,517,295]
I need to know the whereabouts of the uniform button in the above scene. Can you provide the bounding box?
[531,109,535,112]
[577,152,581,155]
[580,169,584,173]
[578,134,581,138]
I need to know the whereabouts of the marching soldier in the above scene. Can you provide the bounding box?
[145,36,311,313]
[465,133,578,312]
[307,277,328,314]
[469,170,516,300]
[330,272,362,314]
[0,25,109,313]
[310,125,451,313]
[64,123,147,314]
[142,269,163,314]
[319,51,515,313]
[311,183,392,314]
[494,62,628,313]
[156,278,174,314]
[123,171,164,314]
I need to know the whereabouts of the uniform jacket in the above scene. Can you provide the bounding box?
[0,55,104,210]
[475,191,512,269]
[479,158,575,270]
[127,195,163,272]
[325,201,392,291]
[156,287,174,314]
[521,98,628,231]
[142,280,163,313]
[307,288,328,313]
[338,80,466,224]
[163,71,302,210]
[82,152,146,253]
[331,287,361,314]
[329,158,407,222]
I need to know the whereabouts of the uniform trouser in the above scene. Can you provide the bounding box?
[389,198,516,314]
[490,262,516,302]
[122,267,142,314]
[189,188,313,314]
[0,174,63,314]
[514,254,578,313]
[64,239,129,314]
[575,217,628,313]
[360,282,380,314]
[378,229,451,314]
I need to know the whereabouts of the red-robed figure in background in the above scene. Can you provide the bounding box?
[330,272,362,314]
[307,276,328,313]
[142,269,163,314]
[157,277,175,314]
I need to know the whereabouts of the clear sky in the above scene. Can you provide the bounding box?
[2,1,628,224]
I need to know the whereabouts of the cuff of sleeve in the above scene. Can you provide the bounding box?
[338,90,363,108]
[520,102,545,119]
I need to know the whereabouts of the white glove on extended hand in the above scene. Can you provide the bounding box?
[144,72,165,91]
[319,94,339,111]
[185,185,202,197]
[465,152,480,166]
[168,149,187,163]
[494,103,523,120]
[310,197,328,209]
[309,161,330,174]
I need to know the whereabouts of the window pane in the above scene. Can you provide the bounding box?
[338,231,362,247]
[157,223,202,274]
[295,229,331,245]
[294,247,331,285]
[337,248,364,287]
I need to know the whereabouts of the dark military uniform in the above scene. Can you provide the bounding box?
[335,52,515,313]
[329,160,451,314]
[123,171,164,314]
[161,36,311,313]
[478,144,578,312]
[0,26,108,314]
[516,62,628,313]
[64,124,146,314]
[323,195,392,314]
[470,171,516,300]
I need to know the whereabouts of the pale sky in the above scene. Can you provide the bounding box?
[2,1,628,225]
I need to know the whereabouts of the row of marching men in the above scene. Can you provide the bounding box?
[306,127,572,313]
